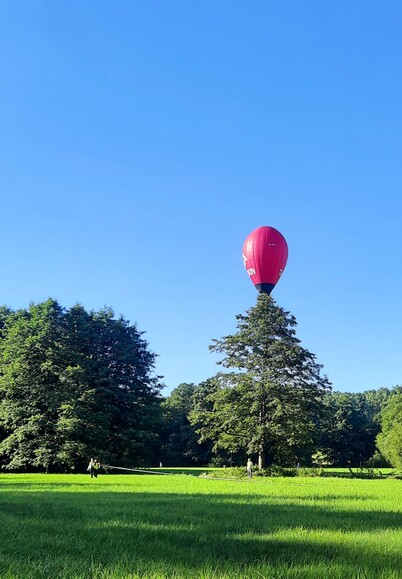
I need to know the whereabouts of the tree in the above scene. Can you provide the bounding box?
[160,383,212,466]
[192,295,331,469]
[376,388,402,469]
[362,388,393,422]
[0,299,162,471]
[190,374,249,466]
[0,300,67,471]
[317,389,393,467]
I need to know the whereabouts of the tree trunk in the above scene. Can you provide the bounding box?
[258,399,266,470]
[258,449,265,470]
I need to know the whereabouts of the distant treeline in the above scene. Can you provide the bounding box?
[161,382,400,469]
[0,298,401,472]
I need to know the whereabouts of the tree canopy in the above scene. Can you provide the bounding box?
[0,299,162,472]
[376,388,402,469]
[160,383,212,466]
[191,295,331,468]
[315,389,392,467]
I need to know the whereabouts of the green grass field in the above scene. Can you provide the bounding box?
[0,473,401,578]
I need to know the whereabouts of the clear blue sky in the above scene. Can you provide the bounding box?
[1,1,401,395]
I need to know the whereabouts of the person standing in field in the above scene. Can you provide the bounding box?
[247,458,253,478]
[87,458,96,478]
[93,459,101,478]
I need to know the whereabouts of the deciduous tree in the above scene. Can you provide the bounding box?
[376,388,402,469]
[0,299,162,471]
[160,383,212,466]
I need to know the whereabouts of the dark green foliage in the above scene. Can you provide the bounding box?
[190,373,249,459]
[191,295,331,468]
[317,389,393,467]
[201,466,390,479]
[0,299,162,472]
[160,383,212,466]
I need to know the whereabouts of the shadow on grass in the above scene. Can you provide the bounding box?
[0,489,401,577]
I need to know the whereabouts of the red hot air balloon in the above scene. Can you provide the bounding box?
[242,226,288,294]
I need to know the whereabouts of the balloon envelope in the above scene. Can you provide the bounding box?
[242,226,288,294]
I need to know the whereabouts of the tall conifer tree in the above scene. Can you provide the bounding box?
[193,295,331,468]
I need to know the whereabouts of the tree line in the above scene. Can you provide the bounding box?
[0,297,401,472]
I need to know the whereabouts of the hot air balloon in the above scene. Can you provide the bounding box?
[242,226,288,294]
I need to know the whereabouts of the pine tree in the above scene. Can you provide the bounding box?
[193,294,331,468]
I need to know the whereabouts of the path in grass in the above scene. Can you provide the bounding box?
[0,473,401,578]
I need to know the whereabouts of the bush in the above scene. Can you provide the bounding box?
[366,451,391,468]
[350,467,385,479]
[200,466,299,479]
[199,465,399,480]
[259,466,297,477]
[296,467,325,477]
[201,467,246,479]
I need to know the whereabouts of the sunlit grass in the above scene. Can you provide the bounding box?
[0,473,401,578]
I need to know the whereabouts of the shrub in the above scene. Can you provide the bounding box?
[296,467,325,477]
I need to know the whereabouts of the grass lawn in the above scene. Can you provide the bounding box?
[0,473,401,578]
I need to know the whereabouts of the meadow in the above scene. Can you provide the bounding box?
[0,472,401,578]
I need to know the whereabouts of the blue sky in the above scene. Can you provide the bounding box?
[1,1,401,394]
